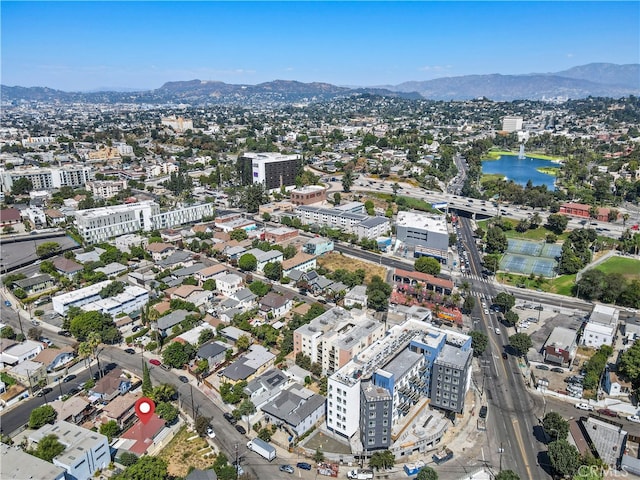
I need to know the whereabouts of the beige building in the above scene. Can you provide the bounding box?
[293,306,384,375]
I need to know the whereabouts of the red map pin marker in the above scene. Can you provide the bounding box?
[135,397,155,424]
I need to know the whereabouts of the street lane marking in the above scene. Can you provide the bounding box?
[512,419,534,479]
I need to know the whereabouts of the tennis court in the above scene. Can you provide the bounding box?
[540,243,562,259]
[500,253,557,277]
[506,239,543,256]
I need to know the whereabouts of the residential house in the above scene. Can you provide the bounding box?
[344,285,368,308]
[196,264,228,285]
[243,248,284,273]
[230,287,257,311]
[282,253,317,277]
[154,309,190,337]
[116,413,166,455]
[243,368,289,408]
[50,396,93,424]
[12,274,55,296]
[89,368,132,403]
[170,263,206,280]
[29,422,110,480]
[259,292,293,319]
[95,262,128,278]
[264,226,298,243]
[197,341,230,370]
[33,346,75,372]
[99,392,140,429]
[45,208,67,226]
[543,327,578,366]
[8,359,47,387]
[261,384,326,437]
[0,340,43,367]
[303,237,334,256]
[158,250,193,269]
[219,344,275,384]
[603,367,632,397]
[52,257,83,278]
[170,284,211,307]
[0,442,66,480]
[223,245,247,260]
[216,273,243,296]
[145,242,176,262]
[160,229,183,243]
[0,208,22,228]
[583,416,627,469]
[582,304,619,348]
[220,326,249,344]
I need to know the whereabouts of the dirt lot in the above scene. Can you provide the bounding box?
[317,252,387,283]
[158,425,217,477]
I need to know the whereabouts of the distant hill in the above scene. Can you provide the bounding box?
[389,63,639,101]
[1,63,637,104]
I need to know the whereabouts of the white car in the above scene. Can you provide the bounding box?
[627,415,640,423]
[575,403,594,411]
[495,328,501,335]
[206,427,216,439]
[484,309,490,315]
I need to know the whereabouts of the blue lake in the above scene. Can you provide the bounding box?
[481,154,560,189]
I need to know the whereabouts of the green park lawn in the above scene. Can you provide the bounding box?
[594,256,640,280]
[480,173,506,184]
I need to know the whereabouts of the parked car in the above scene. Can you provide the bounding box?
[575,403,594,411]
[534,305,544,311]
[67,387,80,396]
[535,365,550,371]
[235,425,247,435]
[502,352,508,359]
[124,348,136,355]
[63,374,76,383]
[57,330,71,337]
[597,409,618,418]
[551,368,564,373]
[627,415,640,423]
[206,427,216,439]
[4,300,11,307]
[279,465,294,474]
[149,359,161,366]
[495,328,501,335]
[37,387,52,397]
[296,462,312,471]
[224,412,237,424]
[179,375,189,383]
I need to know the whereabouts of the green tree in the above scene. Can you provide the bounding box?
[485,226,508,254]
[118,452,139,467]
[283,244,298,260]
[115,456,168,480]
[469,331,488,357]
[11,177,33,195]
[152,383,177,403]
[230,229,248,241]
[367,289,389,312]
[249,280,271,297]
[142,362,153,397]
[333,192,341,205]
[236,334,251,351]
[99,420,119,441]
[238,253,257,272]
[69,311,119,343]
[342,170,354,192]
[546,213,569,235]
[543,412,569,442]
[195,416,211,436]
[236,398,256,417]
[483,254,500,273]
[416,467,438,480]
[36,241,61,258]
[202,278,216,291]
[495,471,520,480]
[29,434,65,462]
[463,295,475,313]
[619,339,640,385]
[0,325,16,339]
[414,256,441,275]
[494,292,516,312]
[162,341,195,368]
[263,261,282,281]
[504,310,519,327]
[156,401,179,422]
[29,404,57,428]
[313,448,325,463]
[548,439,581,478]
[364,200,375,215]
[369,450,395,470]
[198,328,215,346]
[509,332,532,356]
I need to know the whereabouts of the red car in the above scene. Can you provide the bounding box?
[149,359,161,366]
[597,408,618,418]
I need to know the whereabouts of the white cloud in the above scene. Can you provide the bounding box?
[418,65,452,72]
[566,53,574,58]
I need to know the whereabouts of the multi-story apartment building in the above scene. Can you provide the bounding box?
[29,422,110,480]
[395,211,449,262]
[295,204,390,240]
[145,162,179,178]
[86,179,128,199]
[327,318,472,442]
[52,280,149,317]
[161,116,193,133]
[0,166,92,192]
[290,185,327,205]
[74,200,214,244]
[502,116,523,132]
[237,152,301,191]
[21,136,57,148]
[294,307,385,375]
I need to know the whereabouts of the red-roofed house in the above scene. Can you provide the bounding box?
[52,257,83,277]
[0,208,22,227]
[119,413,167,455]
[559,202,615,222]
[393,268,454,295]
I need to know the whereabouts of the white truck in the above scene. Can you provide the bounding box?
[246,438,276,462]
[346,469,374,479]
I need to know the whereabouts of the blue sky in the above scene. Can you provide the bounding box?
[2,1,638,91]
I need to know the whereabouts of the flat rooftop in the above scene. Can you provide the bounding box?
[396,211,448,234]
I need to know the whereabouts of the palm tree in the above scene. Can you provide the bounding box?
[78,341,93,378]
[86,332,103,379]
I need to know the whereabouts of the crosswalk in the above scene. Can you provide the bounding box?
[461,273,492,284]
[470,290,489,299]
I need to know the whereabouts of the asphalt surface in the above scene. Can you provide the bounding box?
[457,216,549,479]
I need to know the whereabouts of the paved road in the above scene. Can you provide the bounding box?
[457,216,549,479]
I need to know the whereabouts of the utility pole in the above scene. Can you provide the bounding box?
[190,384,196,422]
[499,442,504,472]
[235,443,239,480]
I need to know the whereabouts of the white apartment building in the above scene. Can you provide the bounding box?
[74,200,214,244]
[582,304,620,348]
[52,280,109,314]
[21,136,57,148]
[86,180,128,199]
[396,211,449,262]
[294,204,389,239]
[0,166,92,192]
[80,285,149,318]
[29,422,110,480]
[115,143,134,156]
[216,273,244,297]
[294,307,385,375]
[502,116,524,132]
[114,233,148,253]
[161,116,193,133]
[146,162,179,178]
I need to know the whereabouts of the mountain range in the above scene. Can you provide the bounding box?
[1,63,638,105]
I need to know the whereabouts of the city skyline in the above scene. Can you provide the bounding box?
[2,1,639,92]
